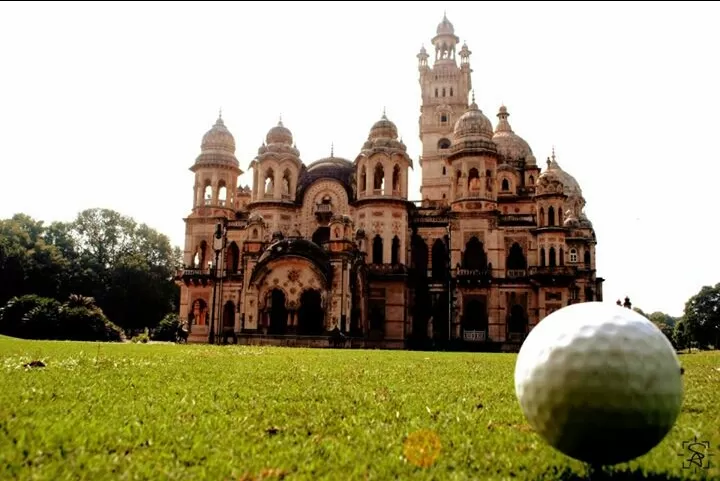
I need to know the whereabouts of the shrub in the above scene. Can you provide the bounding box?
[61,306,124,342]
[151,313,181,342]
[0,295,63,339]
[0,294,124,342]
[132,328,150,344]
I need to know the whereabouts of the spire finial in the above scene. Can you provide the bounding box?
[331,142,334,158]
[471,90,476,104]
[218,107,222,119]
[278,114,283,126]
[382,106,386,118]
[552,145,556,162]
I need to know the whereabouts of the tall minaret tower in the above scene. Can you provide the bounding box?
[417,13,473,204]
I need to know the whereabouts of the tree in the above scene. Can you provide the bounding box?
[682,283,720,349]
[632,307,678,348]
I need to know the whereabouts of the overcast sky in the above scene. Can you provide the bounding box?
[1,1,717,317]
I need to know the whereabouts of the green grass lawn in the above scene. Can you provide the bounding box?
[0,336,718,481]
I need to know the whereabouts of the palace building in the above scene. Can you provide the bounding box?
[176,14,604,349]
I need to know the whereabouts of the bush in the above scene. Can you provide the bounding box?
[0,295,63,339]
[132,328,150,344]
[0,294,124,342]
[151,313,181,342]
[62,306,124,342]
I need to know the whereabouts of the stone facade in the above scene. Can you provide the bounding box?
[176,14,604,348]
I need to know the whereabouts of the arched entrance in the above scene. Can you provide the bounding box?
[222,301,235,329]
[462,298,488,338]
[268,289,287,335]
[508,304,527,334]
[297,289,324,335]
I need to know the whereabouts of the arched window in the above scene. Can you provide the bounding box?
[226,242,239,273]
[539,207,545,227]
[501,179,510,191]
[372,235,383,264]
[529,175,535,185]
[217,180,227,206]
[462,237,487,270]
[468,168,480,190]
[549,247,557,267]
[392,164,401,194]
[506,243,527,270]
[584,250,591,266]
[432,239,447,282]
[373,163,384,192]
[548,206,555,226]
[540,247,546,267]
[438,138,451,150]
[559,248,565,266]
[360,166,366,193]
[391,236,400,265]
[411,235,428,277]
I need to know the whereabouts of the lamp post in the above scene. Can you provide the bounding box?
[209,222,226,345]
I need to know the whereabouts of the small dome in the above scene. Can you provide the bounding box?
[201,115,235,154]
[369,113,398,140]
[453,101,494,140]
[537,153,583,196]
[437,13,454,35]
[493,105,534,165]
[564,210,580,227]
[266,119,293,145]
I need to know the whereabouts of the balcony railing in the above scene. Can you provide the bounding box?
[507,332,526,343]
[528,266,577,277]
[456,268,492,279]
[463,330,487,342]
[499,214,536,226]
[368,263,407,277]
[506,269,527,279]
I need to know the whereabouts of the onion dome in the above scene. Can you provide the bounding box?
[493,105,536,165]
[437,13,455,35]
[536,150,582,196]
[201,115,235,154]
[265,119,293,145]
[193,114,239,169]
[453,99,494,141]
[369,112,399,141]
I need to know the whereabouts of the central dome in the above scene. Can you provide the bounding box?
[266,120,293,145]
[369,113,398,140]
[201,116,235,154]
[453,101,494,140]
[437,13,455,35]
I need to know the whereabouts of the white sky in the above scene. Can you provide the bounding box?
[1,1,718,317]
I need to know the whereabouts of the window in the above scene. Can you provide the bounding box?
[438,138,451,149]
[440,114,448,124]
[569,248,578,263]
[435,88,438,97]
[450,87,453,96]
[501,179,509,191]
[442,88,446,97]
[442,166,446,175]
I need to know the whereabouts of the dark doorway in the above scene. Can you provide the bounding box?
[411,235,428,279]
[463,237,487,270]
[268,289,287,335]
[312,227,330,247]
[508,304,526,333]
[432,239,447,282]
[297,289,324,335]
[222,301,235,329]
[462,299,488,332]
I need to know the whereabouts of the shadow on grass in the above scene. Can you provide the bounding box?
[537,466,695,481]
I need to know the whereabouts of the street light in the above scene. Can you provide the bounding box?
[209,221,226,345]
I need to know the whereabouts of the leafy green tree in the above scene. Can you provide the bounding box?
[682,283,720,349]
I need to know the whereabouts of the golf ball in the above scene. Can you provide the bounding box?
[514,302,683,466]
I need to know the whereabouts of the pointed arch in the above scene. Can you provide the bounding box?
[539,207,545,227]
[540,247,546,267]
[548,206,556,226]
[359,165,367,195]
[373,163,384,192]
[431,238,447,282]
[506,242,527,270]
[226,241,240,273]
[411,235,428,278]
[462,237,487,270]
[391,236,400,265]
[549,247,557,267]
[501,178,510,191]
[392,164,401,195]
[282,168,292,197]
[372,234,383,264]
[584,250,591,266]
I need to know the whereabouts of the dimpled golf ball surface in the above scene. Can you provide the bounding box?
[514,302,683,466]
